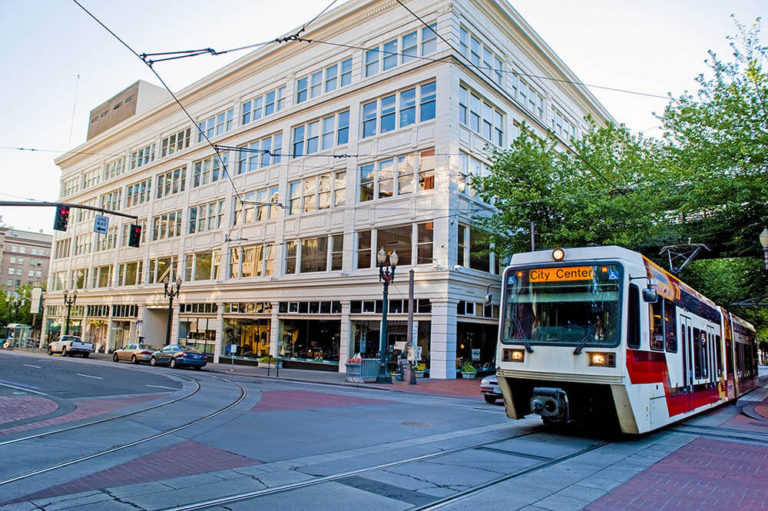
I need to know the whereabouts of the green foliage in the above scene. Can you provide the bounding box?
[461,363,477,373]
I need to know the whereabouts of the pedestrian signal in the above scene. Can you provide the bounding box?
[53,205,70,232]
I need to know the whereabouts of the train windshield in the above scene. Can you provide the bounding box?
[502,264,623,347]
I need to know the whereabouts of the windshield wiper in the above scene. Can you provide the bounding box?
[573,331,592,355]
[521,339,534,353]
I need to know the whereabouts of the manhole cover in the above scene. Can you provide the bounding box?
[402,421,432,427]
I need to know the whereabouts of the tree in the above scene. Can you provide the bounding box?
[661,18,768,257]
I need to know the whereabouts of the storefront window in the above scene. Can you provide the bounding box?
[223,318,270,358]
[179,317,217,354]
[279,319,340,363]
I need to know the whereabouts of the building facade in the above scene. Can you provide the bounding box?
[43,0,612,377]
[1,228,52,293]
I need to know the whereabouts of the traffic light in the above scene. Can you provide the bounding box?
[128,224,142,248]
[53,205,70,231]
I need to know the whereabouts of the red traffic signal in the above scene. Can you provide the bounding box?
[128,224,142,248]
[53,205,70,231]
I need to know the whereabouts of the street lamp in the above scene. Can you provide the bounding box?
[63,290,77,336]
[759,228,768,270]
[376,247,398,384]
[163,276,182,346]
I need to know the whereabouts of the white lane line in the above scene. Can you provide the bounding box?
[77,373,103,380]
[0,382,50,397]
[146,384,177,390]
[23,364,42,369]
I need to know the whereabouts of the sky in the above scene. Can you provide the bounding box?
[0,0,764,234]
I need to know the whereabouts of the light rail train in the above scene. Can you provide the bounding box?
[496,246,759,434]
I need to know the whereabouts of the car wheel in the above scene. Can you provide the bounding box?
[131,355,137,364]
[484,395,497,404]
[150,357,157,366]
[193,365,202,370]
[61,347,67,357]
[82,352,89,358]
[113,353,119,362]
[48,347,53,356]
[170,358,177,369]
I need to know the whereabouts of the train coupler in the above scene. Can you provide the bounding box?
[530,387,569,423]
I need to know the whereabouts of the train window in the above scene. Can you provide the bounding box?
[627,284,640,349]
[649,300,664,351]
[663,299,677,352]
[693,327,705,379]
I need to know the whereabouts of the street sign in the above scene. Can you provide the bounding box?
[94,215,109,234]
[30,287,42,314]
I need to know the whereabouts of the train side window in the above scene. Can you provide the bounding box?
[663,299,677,352]
[693,327,702,379]
[649,299,664,351]
[627,284,640,349]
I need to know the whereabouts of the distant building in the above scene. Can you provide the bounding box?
[46,0,612,376]
[87,80,170,140]
[0,228,52,293]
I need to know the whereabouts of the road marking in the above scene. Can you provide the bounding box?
[146,384,177,391]
[23,364,41,369]
[0,381,49,396]
[77,373,103,380]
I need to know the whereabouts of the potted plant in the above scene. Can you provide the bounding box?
[461,363,477,379]
[345,354,363,382]
[258,355,282,369]
[414,363,427,378]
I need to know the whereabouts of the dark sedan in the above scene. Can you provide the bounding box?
[150,344,207,370]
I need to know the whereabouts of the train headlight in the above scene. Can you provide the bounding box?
[588,352,615,367]
[552,248,565,261]
[503,349,525,363]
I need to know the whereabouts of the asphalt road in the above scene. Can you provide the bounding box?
[1,350,765,511]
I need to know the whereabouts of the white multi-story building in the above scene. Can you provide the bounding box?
[43,0,612,378]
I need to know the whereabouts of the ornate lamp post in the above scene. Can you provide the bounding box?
[63,290,77,336]
[163,276,182,346]
[376,247,398,384]
[760,228,768,270]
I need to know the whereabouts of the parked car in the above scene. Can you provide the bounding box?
[480,374,502,404]
[150,344,207,370]
[112,344,155,364]
[48,335,94,357]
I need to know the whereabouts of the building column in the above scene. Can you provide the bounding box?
[270,304,280,358]
[105,318,113,353]
[429,297,458,379]
[338,301,351,372]
[39,300,49,348]
[213,302,224,363]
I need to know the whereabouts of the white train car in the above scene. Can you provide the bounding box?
[496,246,758,434]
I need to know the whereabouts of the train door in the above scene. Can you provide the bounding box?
[679,314,693,413]
[706,326,718,390]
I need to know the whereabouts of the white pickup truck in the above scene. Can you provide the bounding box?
[48,335,94,358]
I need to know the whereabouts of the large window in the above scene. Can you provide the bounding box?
[233,186,281,225]
[356,222,433,269]
[161,128,191,157]
[197,107,234,142]
[156,167,186,199]
[92,265,114,288]
[458,26,503,85]
[184,250,222,281]
[458,152,490,200]
[130,144,155,170]
[296,58,352,104]
[550,105,578,140]
[74,234,92,256]
[117,261,143,286]
[229,244,272,278]
[192,153,229,188]
[510,76,544,119]
[459,85,504,146]
[358,148,433,202]
[457,224,495,273]
[292,111,349,157]
[284,235,343,274]
[95,226,118,252]
[241,86,287,125]
[147,256,178,284]
[236,133,283,174]
[362,82,436,139]
[151,210,183,241]
[188,200,224,234]
[365,24,437,77]
[103,157,125,181]
[100,189,121,212]
[126,178,152,207]
[287,171,346,215]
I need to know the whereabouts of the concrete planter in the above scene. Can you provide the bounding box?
[461,372,477,379]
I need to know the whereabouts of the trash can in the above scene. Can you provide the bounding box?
[361,359,380,382]
[345,361,363,383]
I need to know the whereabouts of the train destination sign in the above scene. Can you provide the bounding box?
[529,266,595,283]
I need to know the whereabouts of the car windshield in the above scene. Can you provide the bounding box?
[137,344,152,350]
[181,346,201,354]
[60,336,80,342]
[502,263,623,346]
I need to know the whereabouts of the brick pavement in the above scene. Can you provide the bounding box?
[0,393,167,437]
[0,395,59,425]
[251,390,391,412]
[2,440,259,506]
